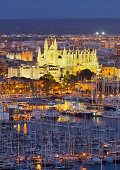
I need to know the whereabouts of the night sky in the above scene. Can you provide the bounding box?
[0,0,119,19]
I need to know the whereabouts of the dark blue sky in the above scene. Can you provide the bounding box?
[0,0,119,19]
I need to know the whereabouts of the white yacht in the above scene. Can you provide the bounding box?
[102,108,120,119]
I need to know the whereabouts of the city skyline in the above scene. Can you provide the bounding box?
[0,0,120,19]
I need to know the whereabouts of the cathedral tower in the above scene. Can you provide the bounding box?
[37,47,42,66]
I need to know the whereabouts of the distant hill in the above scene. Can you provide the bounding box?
[0,18,120,34]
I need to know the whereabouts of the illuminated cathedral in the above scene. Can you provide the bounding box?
[8,39,99,81]
[37,39,99,75]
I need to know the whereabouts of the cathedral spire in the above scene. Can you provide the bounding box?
[37,47,41,66]
[54,38,57,44]
[44,39,48,50]
[38,47,41,55]
[94,49,97,54]
[45,39,48,44]
[53,38,57,50]
[63,47,66,56]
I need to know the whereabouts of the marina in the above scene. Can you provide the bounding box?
[0,97,120,170]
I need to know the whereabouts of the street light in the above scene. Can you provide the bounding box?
[96,32,99,35]
[102,32,105,35]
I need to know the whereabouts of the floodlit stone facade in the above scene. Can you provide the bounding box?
[37,39,99,75]
[8,39,100,81]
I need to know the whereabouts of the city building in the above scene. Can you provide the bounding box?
[6,51,33,61]
[8,39,100,81]
[8,65,61,82]
[37,39,99,75]
[101,64,120,80]
[114,45,120,55]
[21,51,33,61]
[7,51,21,60]
[102,66,118,76]
[105,41,115,49]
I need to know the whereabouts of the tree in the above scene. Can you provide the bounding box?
[40,73,54,81]
[77,69,95,80]
[39,73,60,94]
[64,71,71,83]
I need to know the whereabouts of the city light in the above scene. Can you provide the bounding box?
[0,23,120,170]
[96,32,99,35]
[102,31,105,35]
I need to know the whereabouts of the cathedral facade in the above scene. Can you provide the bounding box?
[37,39,99,75]
[8,39,99,81]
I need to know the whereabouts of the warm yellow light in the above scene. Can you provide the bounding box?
[80,167,87,170]
[24,123,27,135]
[83,153,87,157]
[57,116,61,122]
[18,124,20,133]
[36,164,41,170]
[14,125,16,128]
[102,94,104,99]
[104,143,108,147]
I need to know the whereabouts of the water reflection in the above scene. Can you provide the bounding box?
[58,115,72,122]
[1,100,120,170]
[92,117,105,126]
[36,164,41,170]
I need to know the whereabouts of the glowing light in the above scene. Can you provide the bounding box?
[102,94,104,99]
[14,125,17,128]
[80,167,87,170]
[96,32,99,35]
[83,153,87,157]
[104,143,108,147]
[18,124,20,133]
[57,116,61,122]
[36,164,41,170]
[24,123,27,135]
[102,32,105,35]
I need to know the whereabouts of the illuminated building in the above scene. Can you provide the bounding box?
[37,39,99,75]
[101,66,120,79]
[8,65,60,81]
[8,39,99,81]
[114,45,120,55]
[104,41,115,49]
[7,52,21,60]
[21,51,33,61]
[7,51,33,61]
